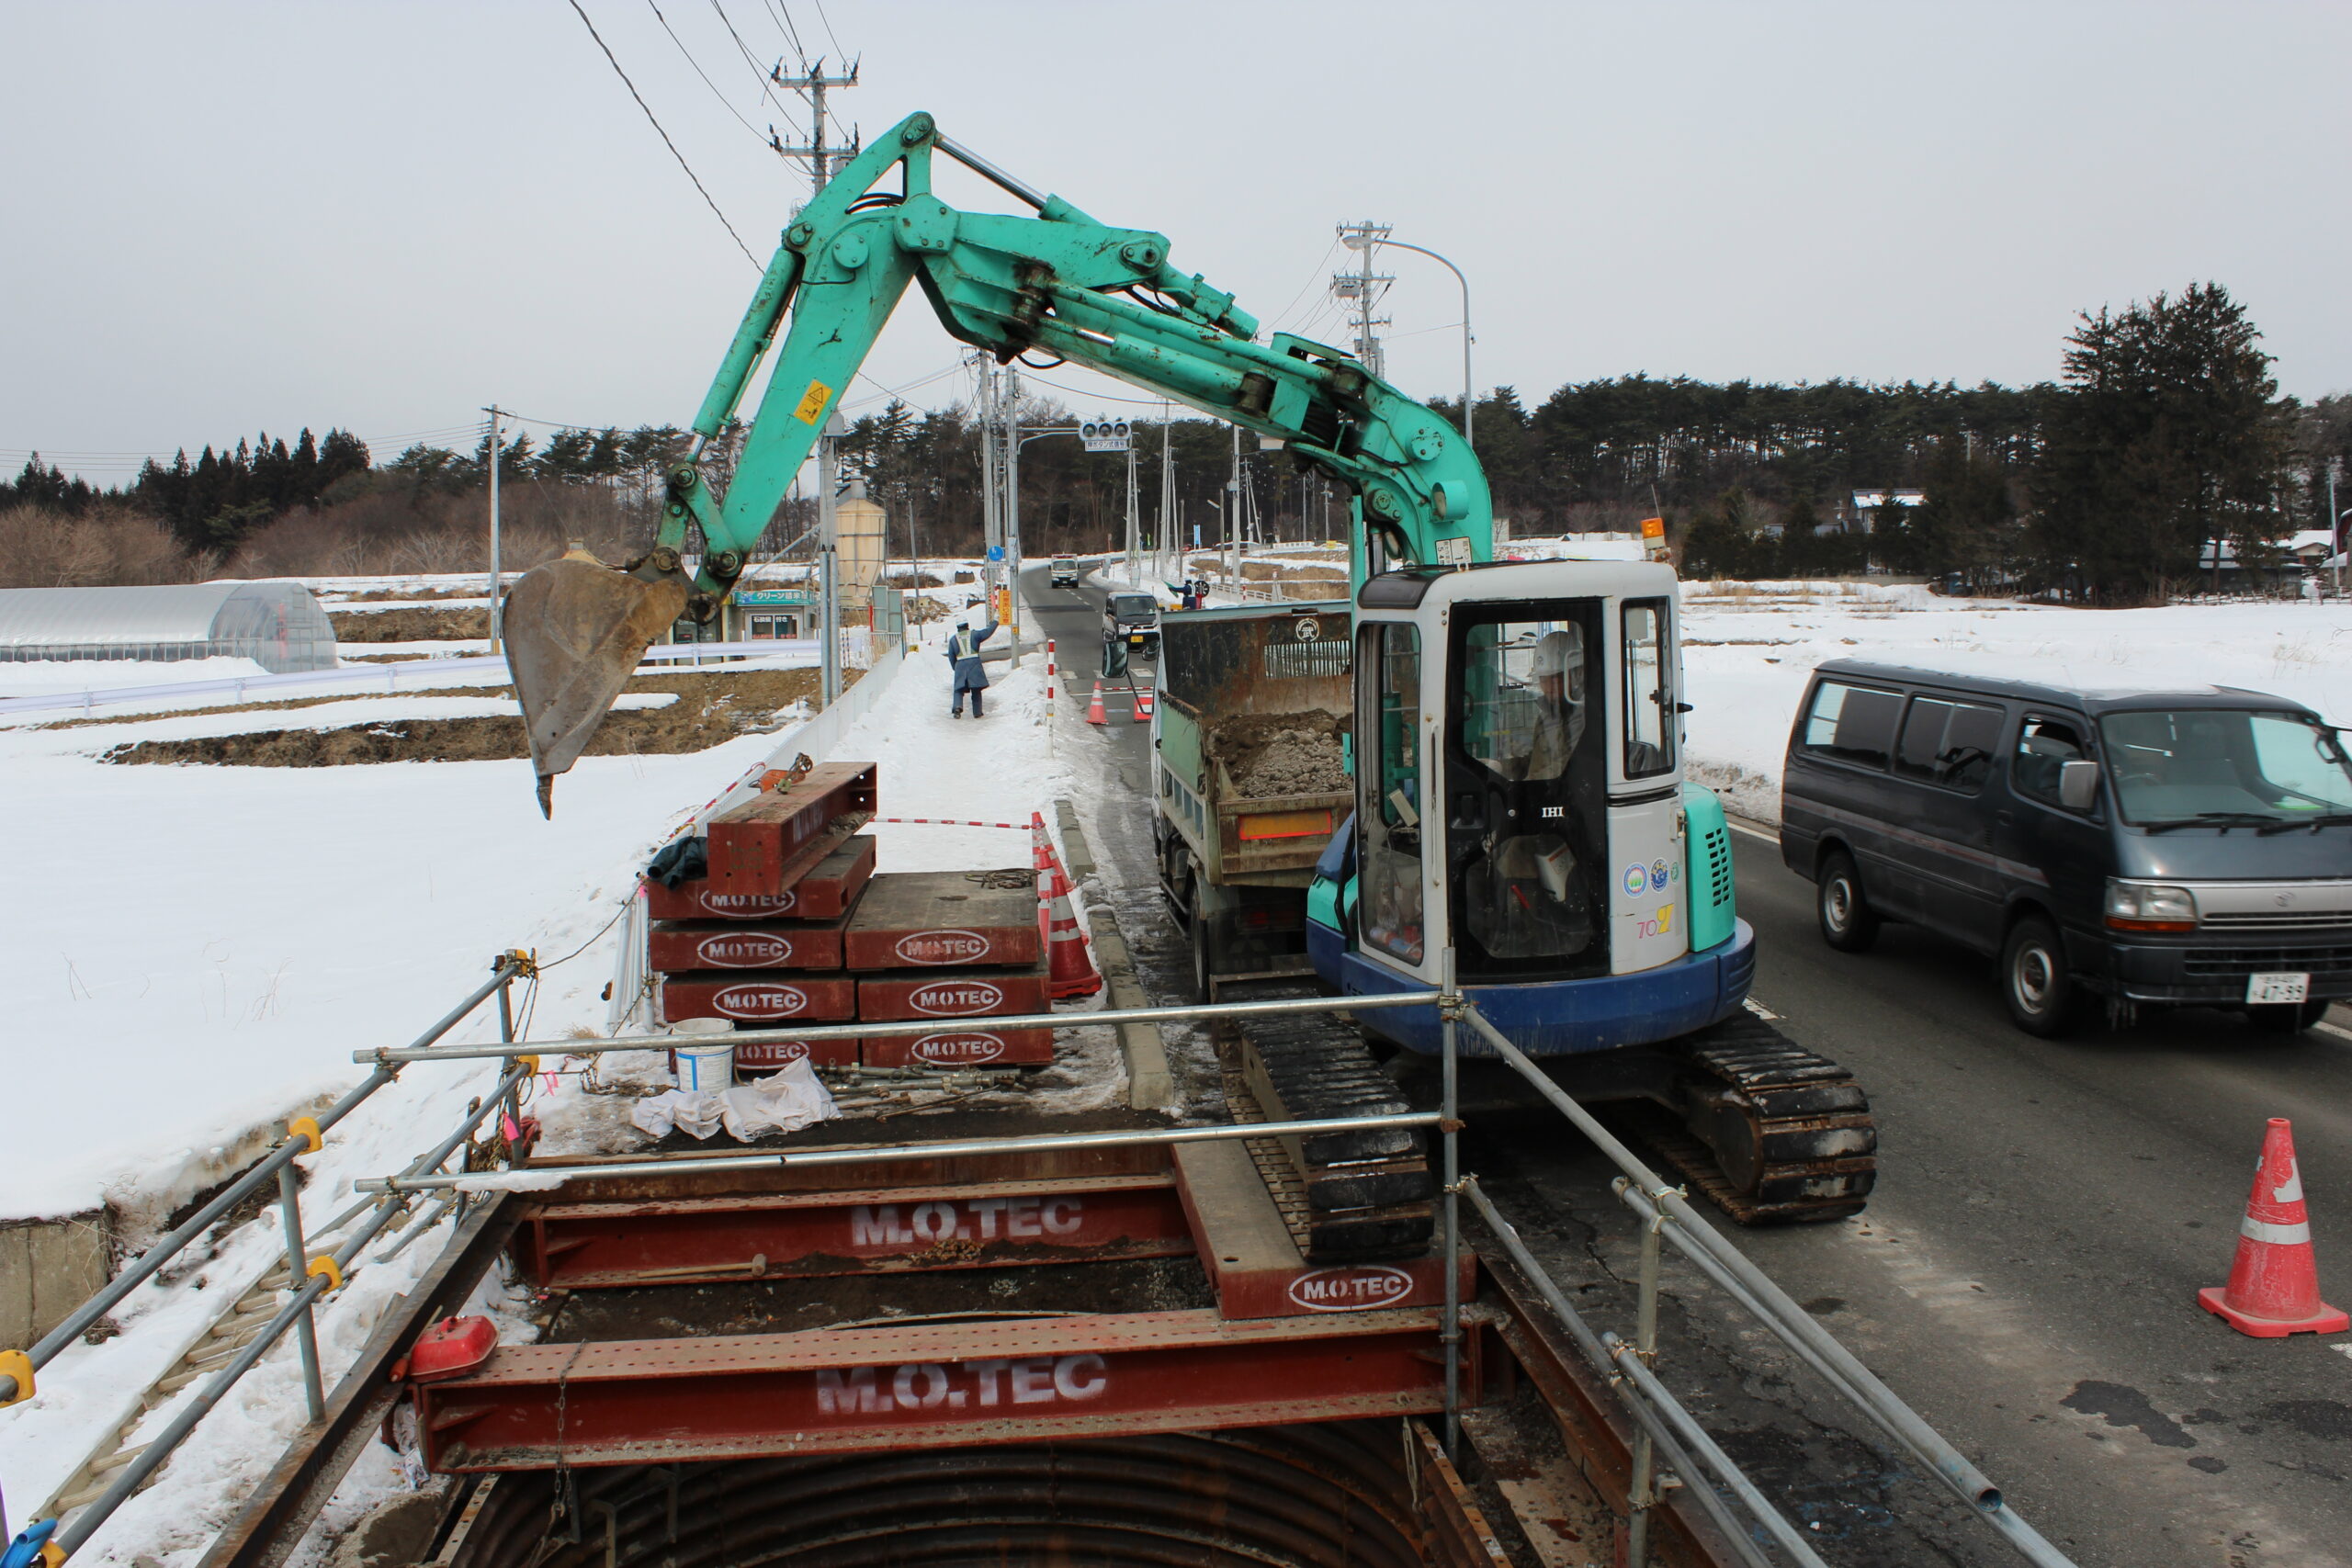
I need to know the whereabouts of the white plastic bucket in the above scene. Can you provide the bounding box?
[671,1018,735,1092]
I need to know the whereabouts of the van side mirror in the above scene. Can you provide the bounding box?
[2059,760,2099,812]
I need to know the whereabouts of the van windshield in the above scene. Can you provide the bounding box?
[2099,709,2352,829]
[1111,594,1155,619]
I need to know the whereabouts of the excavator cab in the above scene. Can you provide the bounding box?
[1309,560,1731,1053]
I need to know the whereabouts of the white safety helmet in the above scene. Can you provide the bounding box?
[1531,628,1583,680]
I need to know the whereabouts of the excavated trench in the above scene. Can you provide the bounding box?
[436,1422,1443,1568]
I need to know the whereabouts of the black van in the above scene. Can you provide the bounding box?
[1779,660,2352,1035]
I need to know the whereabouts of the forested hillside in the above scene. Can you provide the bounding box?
[5,283,2346,602]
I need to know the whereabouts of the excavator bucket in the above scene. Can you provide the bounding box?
[502,555,689,817]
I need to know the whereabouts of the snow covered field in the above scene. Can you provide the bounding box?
[1677,582,2352,822]
[0,607,1077,1561]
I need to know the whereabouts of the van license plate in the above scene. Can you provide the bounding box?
[2246,973,2310,1005]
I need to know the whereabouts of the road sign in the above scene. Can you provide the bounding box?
[1081,419,1131,454]
[987,545,1004,563]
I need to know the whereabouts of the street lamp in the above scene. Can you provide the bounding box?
[1341,232,1474,448]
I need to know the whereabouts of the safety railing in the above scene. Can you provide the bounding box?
[12,973,2083,1568]
[344,976,2075,1568]
[0,953,539,1558]
[1447,986,2077,1568]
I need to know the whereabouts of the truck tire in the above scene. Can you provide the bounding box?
[2001,915,2078,1038]
[1189,894,1217,1005]
[1816,850,1880,953]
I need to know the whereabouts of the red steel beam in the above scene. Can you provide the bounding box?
[417,1307,1476,1471]
[707,762,877,895]
[512,1174,1195,1289]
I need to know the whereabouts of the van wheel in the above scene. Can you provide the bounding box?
[2247,998,2329,1034]
[2002,916,2077,1038]
[1815,851,1880,953]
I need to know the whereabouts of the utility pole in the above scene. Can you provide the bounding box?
[483,405,504,654]
[1331,220,1394,378]
[817,411,844,704]
[1227,423,1242,592]
[1003,367,1023,666]
[769,55,862,694]
[1159,400,1175,585]
[1125,430,1140,585]
[2331,457,2345,600]
[770,58,860,205]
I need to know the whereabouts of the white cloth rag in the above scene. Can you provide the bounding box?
[630,1056,841,1141]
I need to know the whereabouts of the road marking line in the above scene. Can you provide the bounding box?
[1724,817,1778,844]
[2317,1021,2352,1044]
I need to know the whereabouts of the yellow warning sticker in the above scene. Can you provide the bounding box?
[793,379,833,424]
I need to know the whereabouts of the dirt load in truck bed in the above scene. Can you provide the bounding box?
[1210,710,1351,798]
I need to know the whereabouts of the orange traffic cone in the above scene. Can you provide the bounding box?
[1131,682,1154,723]
[1038,841,1102,999]
[1031,811,1053,951]
[2199,1117,2348,1337]
[1085,681,1108,725]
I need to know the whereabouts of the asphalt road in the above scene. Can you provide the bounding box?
[1022,564,2352,1567]
[1717,825,2352,1568]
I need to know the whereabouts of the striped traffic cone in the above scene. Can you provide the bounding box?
[1040,851,1102,998]
[2199,1118,2348,1337]
[1131,682,1154,723]
[1085,681,1109,725]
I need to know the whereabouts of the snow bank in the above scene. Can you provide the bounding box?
[1679,587,2352,823]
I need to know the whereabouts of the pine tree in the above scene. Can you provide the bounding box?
[2032,283,2283,602]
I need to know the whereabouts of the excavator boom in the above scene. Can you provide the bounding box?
[503,111,1488,811]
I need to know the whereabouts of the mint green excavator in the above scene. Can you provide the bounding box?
[503,112,1876,1224]
[505,110,1488,817]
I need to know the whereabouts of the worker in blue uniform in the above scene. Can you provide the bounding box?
[945,615,997,718]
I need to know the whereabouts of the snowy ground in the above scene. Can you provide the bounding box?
[0,603,1088,1565]
[1677,581,2352,822]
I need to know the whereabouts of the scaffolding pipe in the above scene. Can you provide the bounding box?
[353,989,1446,1066]
[356,1111,1443,1194]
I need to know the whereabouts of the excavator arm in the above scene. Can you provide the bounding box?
[504,111,1489,813]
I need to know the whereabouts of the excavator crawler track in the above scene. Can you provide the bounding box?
[1207,1002,1436,1260]
[1638,1012,1877,1224]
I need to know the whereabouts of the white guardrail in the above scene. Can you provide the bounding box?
[0,640,824,719]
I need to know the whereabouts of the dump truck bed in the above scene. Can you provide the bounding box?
[1154,602,1352,889]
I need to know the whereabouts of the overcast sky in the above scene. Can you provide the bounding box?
[6,1,2347,484]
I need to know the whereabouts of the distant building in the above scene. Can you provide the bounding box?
[0,581,335,672]
[1847,490,1925,533]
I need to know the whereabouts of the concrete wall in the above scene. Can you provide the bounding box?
[0,1211,113,1350]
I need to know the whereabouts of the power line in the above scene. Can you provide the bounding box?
[562,0,762,268]
[810,0,845,59]
[846,364,964,410]
[705,0,800,120]
[1271,237,1342,332]
[762,0,805,58]
[643,0,770,143]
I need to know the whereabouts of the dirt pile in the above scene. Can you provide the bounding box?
[1211,710,1350,798]
[329,605,491,642]
[101,666,830,768]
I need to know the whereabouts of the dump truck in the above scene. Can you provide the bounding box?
[1153,601,1352,999]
